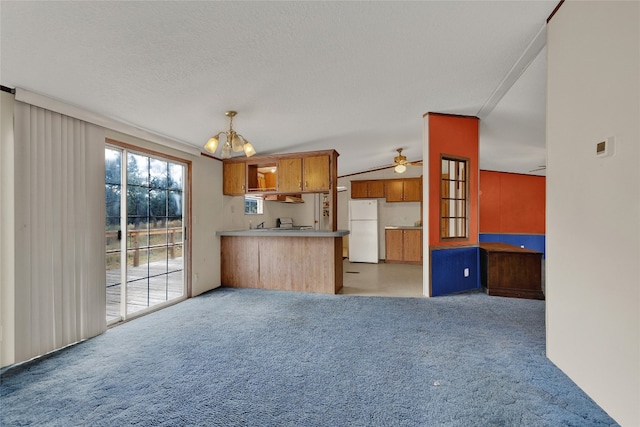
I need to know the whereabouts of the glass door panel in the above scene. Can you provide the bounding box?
[106,146,186,323]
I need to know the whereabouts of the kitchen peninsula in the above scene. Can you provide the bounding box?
[217,229,349,294]
[218,149,348,294]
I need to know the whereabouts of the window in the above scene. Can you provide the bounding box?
[440,156,468,239]
[244,195,264,215]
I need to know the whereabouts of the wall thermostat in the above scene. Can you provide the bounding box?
[596,136,615,158]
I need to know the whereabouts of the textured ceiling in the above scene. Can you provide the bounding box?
[1,1,556,176]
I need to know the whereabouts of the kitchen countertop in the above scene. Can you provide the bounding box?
[217,229,350,237]
[385,225,423,230]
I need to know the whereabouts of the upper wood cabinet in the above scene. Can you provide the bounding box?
[277,155,330,193]
[223,162,246,195]
[385,180,404,202]
[351,180,385,199]
[304,155,330,191]
[385,177,421,202]
[277,158,303,193]
[223,150,335,195]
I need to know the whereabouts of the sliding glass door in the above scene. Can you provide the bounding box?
[105,146,186,324]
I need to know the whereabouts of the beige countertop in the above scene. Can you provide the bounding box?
[384,226,423,230]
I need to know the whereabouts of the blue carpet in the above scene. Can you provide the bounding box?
[1,287,616,426]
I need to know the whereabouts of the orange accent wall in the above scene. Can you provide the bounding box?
[479,170,546,234]
[427,114,479,247]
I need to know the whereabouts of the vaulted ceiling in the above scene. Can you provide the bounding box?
[1,1,556,176]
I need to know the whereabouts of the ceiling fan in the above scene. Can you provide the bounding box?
[392,148,421,173]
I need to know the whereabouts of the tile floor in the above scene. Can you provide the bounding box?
[340,259,424,298]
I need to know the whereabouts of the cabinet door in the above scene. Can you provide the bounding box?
[368,180,385,198]
[385,229,404,262]
[403,229,422,262]
[403,178,422,202]
[385,180,404,202]
[278,158,303,193]
[223,162,246,195]
[304,155,330,191]
[351,181,368,198]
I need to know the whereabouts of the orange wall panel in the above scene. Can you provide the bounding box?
[479,170,545,234]
[427,113,479,247]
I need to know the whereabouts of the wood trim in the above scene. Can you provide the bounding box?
[547,0,565,23]
[423,112,480,120]
[429,243,479,251]
[201,152,221,161]
[222,149,339,164]
[106,138,193,166]
[339,163,424,179]
[186,162,192,298]
[105,137,193,298]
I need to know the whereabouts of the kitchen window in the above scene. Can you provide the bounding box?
[245,195,264,215]
[440,156,468,239]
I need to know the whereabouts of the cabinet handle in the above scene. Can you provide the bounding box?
[305,181,308,188]
[299,181,302,190]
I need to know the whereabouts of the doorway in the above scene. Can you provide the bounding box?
[105,146,187,324]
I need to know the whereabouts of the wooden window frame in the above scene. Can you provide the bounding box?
[439,155,469,241]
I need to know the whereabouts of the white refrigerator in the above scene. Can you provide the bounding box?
[348,200,379,263]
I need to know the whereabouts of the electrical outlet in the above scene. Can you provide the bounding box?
[464,268,469,277]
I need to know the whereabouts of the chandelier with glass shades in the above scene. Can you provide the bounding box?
[204,110,256,159]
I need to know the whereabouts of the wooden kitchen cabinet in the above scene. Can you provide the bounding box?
[403,178,422,201]
[223,162,246,195]
[278,155,330,193]
[385,178,421,202]
[221,149,338,231]
[277,157,303,192]
[403,229,422,262]
[385,229,404,262]
[303,155,330,191]
[385,228,422,264]
[385,180,404,202]
[351,180,385,199]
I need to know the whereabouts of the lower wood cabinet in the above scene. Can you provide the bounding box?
[480,242,544,300]
[385,228,422,264]
[220,235,344,294]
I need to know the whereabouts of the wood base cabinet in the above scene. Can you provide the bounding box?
[221,235,343,294]
[480,242,544,300]
[385,228,422,264]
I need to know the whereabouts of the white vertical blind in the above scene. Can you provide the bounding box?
[13,101,106,363]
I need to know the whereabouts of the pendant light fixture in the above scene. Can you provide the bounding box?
[204,110,256,159]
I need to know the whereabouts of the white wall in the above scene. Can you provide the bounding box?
[104,130,223,297]
[0,91,16,367]
[338,167,423,259]
[546,2,639,425]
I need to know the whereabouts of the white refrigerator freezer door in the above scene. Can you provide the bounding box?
[348,220,379,263]
[349,200,378,221]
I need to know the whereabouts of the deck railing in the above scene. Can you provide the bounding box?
[106,227,183,267]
